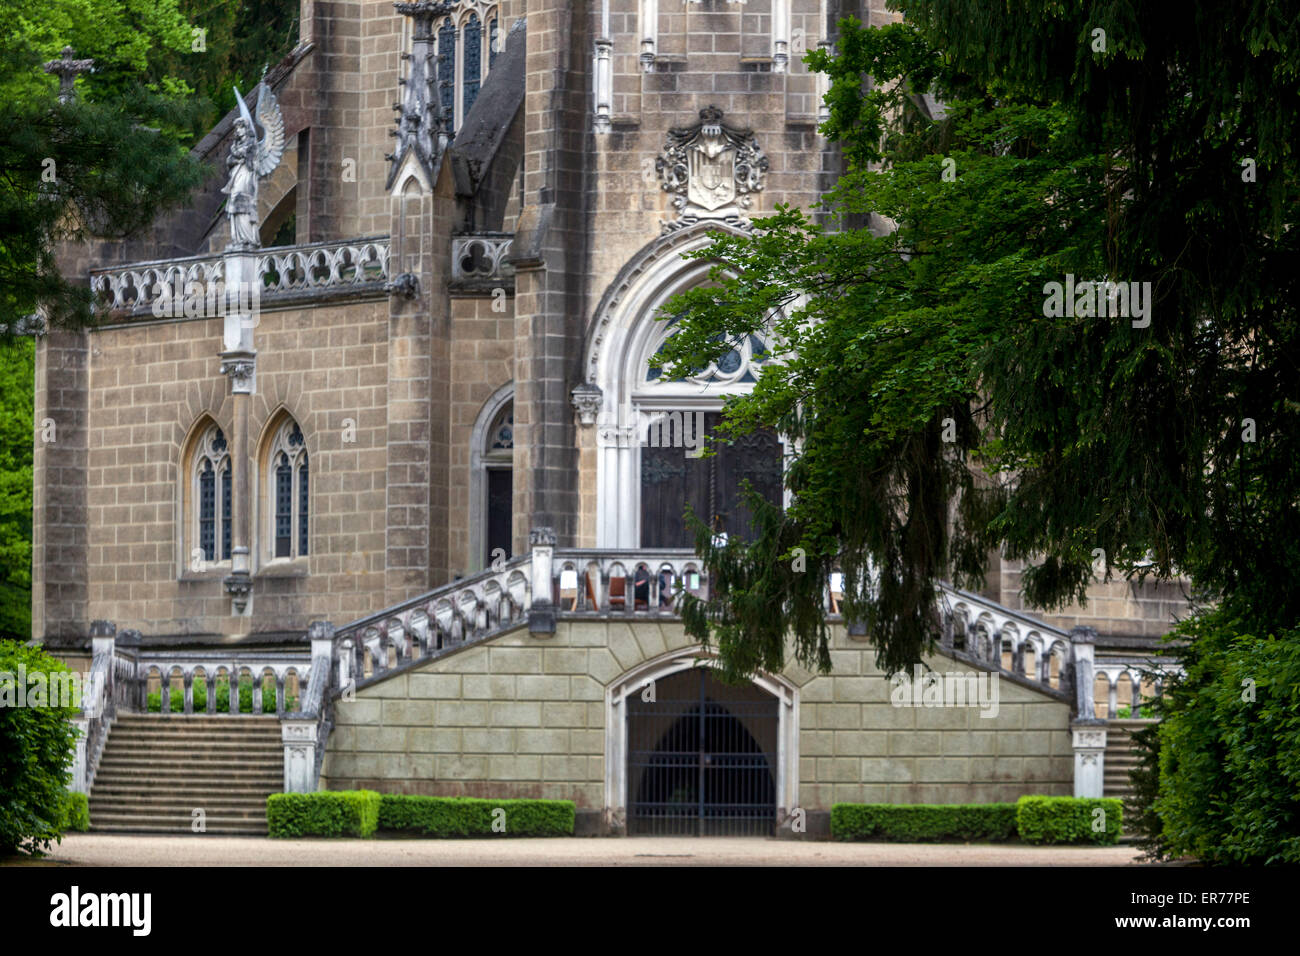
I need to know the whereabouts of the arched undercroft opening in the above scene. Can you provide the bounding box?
[626,667,779,836]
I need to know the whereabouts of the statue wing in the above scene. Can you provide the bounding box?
[251,83,286,177]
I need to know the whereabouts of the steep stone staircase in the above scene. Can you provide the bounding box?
[89,715,282,835]
[1103,718,1155,802]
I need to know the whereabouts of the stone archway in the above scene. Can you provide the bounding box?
[605,648,799,835]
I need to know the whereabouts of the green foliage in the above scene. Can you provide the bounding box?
[830,802,1018,842]
[1115,705,1154,719]
[57,790,90,832]
[661,2,1300,683]
[0,640,79,855]
[156,0,301,138]
[266,791,380,839]
[267,792,576,839]
[1155,606,1300,864]
[1015,796,1122,845]
[1127,720,1168,862]
[146,678,294,714]
[0,340,33,640]
[1,2,211,339]
[377,794,576,838]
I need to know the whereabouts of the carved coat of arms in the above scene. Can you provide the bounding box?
[656,106,768,232]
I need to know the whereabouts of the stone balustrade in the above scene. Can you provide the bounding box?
[331,555,533,692]
[88,236,390,317]
[450,232,514,285]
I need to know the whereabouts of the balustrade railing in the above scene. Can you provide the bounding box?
[331,555,533,690]
[89,236,390,317]
[450,233,514,284]
[134,650,311,716]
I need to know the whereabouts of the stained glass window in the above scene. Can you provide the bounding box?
[199,460,215,562]
[437,17,456,122]
[489,17,499,68]
[298,455,310,557]
[275,452,292,558]
[221,466,232,560]
[463,14,482,118]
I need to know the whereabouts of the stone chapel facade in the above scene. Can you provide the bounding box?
[35,1,1187,836]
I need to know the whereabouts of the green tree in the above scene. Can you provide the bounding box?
[0,640,80,855]
[0,340,33,640]
[659,4,1300,681]
[1,0,210,336]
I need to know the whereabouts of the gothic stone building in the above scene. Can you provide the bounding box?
[36,1,1186,835]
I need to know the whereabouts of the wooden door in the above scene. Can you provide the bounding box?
[640,412,782,547]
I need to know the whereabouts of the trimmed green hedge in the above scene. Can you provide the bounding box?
[267,791,380,838]
[378,794,575,837]
[1016,796,1122,845]
[59,791,90,833]
[266,791,575,838]
[831,797,1123,845]
[831,803,1018,842]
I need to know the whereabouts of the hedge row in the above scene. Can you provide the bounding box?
[830,803,1019,842]
[378,794,575,837]
[266,791,380,838]
[267,791,575,838]
[832,796,1123,845]
[1016,796,1122,845]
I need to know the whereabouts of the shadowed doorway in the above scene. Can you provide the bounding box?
[626,667,778,836]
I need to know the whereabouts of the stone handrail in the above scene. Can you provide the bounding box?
[331,554,534,692]
[281,624,335,793]
[70,622,117,794]
[120,647,312,716]
[551,548,709,613]
[89,236,390,317]
[1095,653,1181,719]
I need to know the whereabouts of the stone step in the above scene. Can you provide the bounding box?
[95,772,280,787]
[106,727,280,739]
[98,754,282,770]
[90,813,268,835]
[102,744,282,758]
[89,715,284,832]
[90,797,269,817]
[92,783,277,800]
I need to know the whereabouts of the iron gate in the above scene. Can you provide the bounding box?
[627,667,778,836]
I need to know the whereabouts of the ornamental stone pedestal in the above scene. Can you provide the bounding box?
[528,527,557,635]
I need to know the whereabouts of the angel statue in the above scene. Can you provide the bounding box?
[221,83,286,250]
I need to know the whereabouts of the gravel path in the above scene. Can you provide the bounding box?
[23,833,1145,866]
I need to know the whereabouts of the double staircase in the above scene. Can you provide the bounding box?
[89,715,282,835]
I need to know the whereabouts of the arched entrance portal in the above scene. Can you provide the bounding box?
[626,668,778,836]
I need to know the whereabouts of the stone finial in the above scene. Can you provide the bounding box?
[1068,625,1098,645]
[570,382,602,425]
[88,620,117,639]
[307,621,336,641]
[44,46,94,103]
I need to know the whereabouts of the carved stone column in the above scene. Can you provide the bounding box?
[220,349,256,615]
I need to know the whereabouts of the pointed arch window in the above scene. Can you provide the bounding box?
[433,3,500,134]
[192,425,232,565]
[265,419,309,561]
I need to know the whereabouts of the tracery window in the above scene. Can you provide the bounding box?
[435,3,499,133]
[264,418,309,560]
[192,424,232,565]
